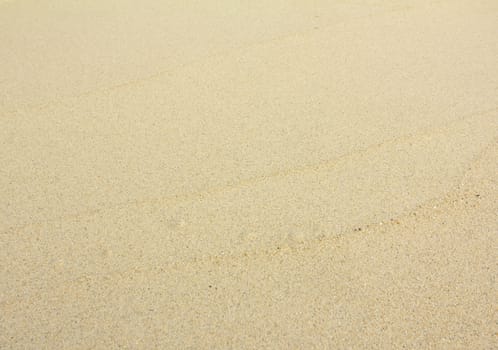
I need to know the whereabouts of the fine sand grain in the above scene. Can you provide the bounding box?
[1,0,497,348]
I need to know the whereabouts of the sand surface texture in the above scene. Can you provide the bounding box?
[1,0,497,348]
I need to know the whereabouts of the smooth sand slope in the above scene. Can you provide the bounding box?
[1,0,497,348]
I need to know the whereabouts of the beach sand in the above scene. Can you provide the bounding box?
[1,0,497,348]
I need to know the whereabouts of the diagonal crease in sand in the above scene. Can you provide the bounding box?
[0,126,496,291]
[1,109,496,307]
[1,106,497,235]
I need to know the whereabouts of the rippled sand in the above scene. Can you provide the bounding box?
[1,0,497,348]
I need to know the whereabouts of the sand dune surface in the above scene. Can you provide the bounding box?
[1,0,497,348]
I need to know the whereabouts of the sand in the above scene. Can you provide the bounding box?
[1,0,497,348]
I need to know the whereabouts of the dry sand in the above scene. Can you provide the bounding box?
[1,0,497,348]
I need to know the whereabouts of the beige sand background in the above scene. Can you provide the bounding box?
[1,0,497,348]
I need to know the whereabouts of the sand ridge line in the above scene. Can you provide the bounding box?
[2,141,495,312]
[0,183,490,313]
[1,0,450,116]
[1,105,497,236]
[51,135,498,272]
